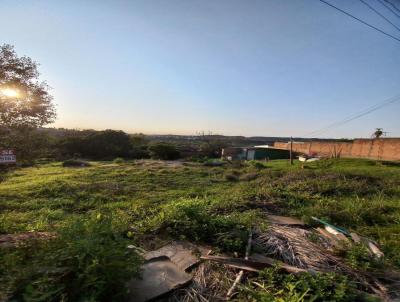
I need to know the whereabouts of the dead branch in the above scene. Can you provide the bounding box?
[226,229,252,299]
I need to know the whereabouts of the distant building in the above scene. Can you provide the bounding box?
[222,146,291,160]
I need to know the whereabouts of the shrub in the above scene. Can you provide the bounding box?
[345,244,383,271]
[62,159,90,167]
[0,213,141,302]
[188,156,208,163]
[113,157,125,164]
[248,161,266,169]
[130,146,150,159]
[225,173,239,181]
[242,267,357,302]
[240,172,259,181]
[204,159,225,167]
[198,141,226,158]
[224,170,241,181]
[58,130,133,160]
[148,142,180,160]
[146,198,263,252]
[314,158,336,169]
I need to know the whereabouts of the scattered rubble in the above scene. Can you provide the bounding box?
[368,241,384,259]
[311,216,349,236]
[298,155,321,162]
[312,216,385,259]
[144,241,210,271]
[127,216,392,301]
[126,241,210,302]
[266,214,305,226]
[126,256,192,302]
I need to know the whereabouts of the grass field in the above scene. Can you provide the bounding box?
[1,158,399,301]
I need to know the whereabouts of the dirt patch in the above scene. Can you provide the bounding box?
[0,232,55,248]
[134,160,184,168]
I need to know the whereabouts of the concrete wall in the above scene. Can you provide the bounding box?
[274,138,400,161]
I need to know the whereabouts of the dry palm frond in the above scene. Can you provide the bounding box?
[253,225,345,272]
[253,225,389,300]
[168,262,236,302]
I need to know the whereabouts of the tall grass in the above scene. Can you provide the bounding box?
[0,158,399,299]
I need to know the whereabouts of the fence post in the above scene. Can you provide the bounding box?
[290,137,293,165]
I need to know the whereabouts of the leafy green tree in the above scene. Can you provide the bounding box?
[59,130,133,159]
[130,133,150,158]
[0,44,56,161]
[148,142,180,160]
[0,44,56,128]
[199,140,227,158]
[373,128,384,138]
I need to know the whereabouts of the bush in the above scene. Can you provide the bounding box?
[130,146,150,159]
[62,159,90,167]
[148,142,180,160]
[0,213,141,302]
[248,161,266,169]
[242,267,358,302]
[225,170,241,181]
[240,172,259,181]
[58,130,133,160]
[113,157,125,164]
[345,244,382,271]
[314,158,336,169]
[146,198,263,252]
[225,173,239,181]
[198,141,226,158]
[203,159,225,166]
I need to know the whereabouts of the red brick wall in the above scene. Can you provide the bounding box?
[274,138,400,161]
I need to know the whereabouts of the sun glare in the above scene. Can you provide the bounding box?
[1,88,19,98]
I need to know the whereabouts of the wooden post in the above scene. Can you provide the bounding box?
[290,136,293,165]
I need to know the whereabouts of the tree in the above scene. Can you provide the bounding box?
[199,140,227,158]
[148,142,180,160]
[129,133,150,158]
[0,44,56,160]
[373,128,384,139]
[59,130,133,159]
[0,44,56,128]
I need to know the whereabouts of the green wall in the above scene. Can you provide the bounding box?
[253,148,290,160]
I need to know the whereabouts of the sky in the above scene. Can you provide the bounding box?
[0,0,399,138]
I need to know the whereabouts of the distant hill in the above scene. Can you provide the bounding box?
[40,127,352,147]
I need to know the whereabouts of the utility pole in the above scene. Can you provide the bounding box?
[290,136,293,165]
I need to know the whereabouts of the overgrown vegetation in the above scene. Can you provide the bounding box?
[145,197,265,252]
[0,213,141,301]
[0,158,399,300]
[0,44,56,162]
[148,142,180,160]
[241,267,361,302]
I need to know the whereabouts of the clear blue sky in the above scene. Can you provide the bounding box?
[1,0,399,138]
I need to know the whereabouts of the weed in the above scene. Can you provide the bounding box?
[113,157,125,164]
[0,212,141,302]
[314,158,337,169]
[241,267,357,302]
[225,173,239,181]
[0,158,399,299]
[240,172,259,181]
[145,198,264,252]
[248,160,266,169]
[62,159,90,167]
[345,244,383,271]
